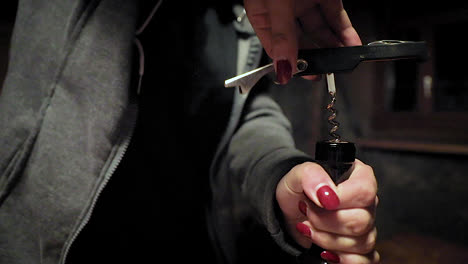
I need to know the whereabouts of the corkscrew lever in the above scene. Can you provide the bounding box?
[224,59,308,94]
[224,40,428,94]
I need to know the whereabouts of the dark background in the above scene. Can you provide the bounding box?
[1,1,468,263]
[271,1,468,263]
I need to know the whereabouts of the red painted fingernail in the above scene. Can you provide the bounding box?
[320,251,340,263]
[298,201,307,216]
[276,60,292,84]
[317,185,340,210]
[295,222,312,238]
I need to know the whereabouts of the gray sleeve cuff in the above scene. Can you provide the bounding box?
[248,147,313,256]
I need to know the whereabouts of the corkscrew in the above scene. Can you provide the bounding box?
[224,40,428,94]
[317,72,356,185]
[298,72,357,264]
[325,74,341,143]
[224,40,428,264]
[300,43,426,263]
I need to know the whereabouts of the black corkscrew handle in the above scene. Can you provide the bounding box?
[298,141,356,264]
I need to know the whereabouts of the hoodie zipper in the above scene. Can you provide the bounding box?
[59,2,161,262]
[60,100,139,264]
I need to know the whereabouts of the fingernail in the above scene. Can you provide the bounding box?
[298,201,307,216]
[276,59,292,84]
[320,251,340,263]
[295,222,312,238]
[317,185,340,210]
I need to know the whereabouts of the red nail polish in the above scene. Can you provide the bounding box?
[317,185,340,210]
[295,222,311,237]
[320,251,340,263]
[276,60,292,84]
[298,201,307,216]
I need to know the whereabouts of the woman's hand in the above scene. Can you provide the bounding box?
[244,0,362,84]
[276,160,380,263]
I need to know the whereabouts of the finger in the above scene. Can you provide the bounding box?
[276,175,308,222]
[336,159,378,209]
[244,0,273,56]
[321,250,380,264]
[295,222,378,254]
[296,18,322,81]
[280,162,340,210]
[318,0,362,46]
[266,0,297,83]
[301,75,322,81]
[297,5,343,48]
[338,250,381,264]
[298,224,377,255]
[305,202,376,236]
[276,163,320,220]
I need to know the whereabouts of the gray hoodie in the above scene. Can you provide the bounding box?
[0,1,311,263]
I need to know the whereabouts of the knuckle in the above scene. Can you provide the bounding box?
[358,163,375,178]
[272,32,288,41]
[345,213,372,236]
[355,183,377,207]
[374,250,381,264]
[248,15,272,32]
[362,228,378,254]
[271,32,291,45]
[289,163,307,179]
[299,162,320,176]
[365,165,378,190]
[310,231,329,249]
[296,162,310,173]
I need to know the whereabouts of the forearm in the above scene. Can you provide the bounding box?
[225,93,312,254]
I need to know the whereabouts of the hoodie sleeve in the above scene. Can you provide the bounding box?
[213,88,313,256]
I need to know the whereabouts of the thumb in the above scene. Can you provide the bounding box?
[244,0,298,84]
[276,162,340,220]
[267,0,297,84]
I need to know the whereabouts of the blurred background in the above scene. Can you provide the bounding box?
[1,1,467,263]
[272,1,468,263]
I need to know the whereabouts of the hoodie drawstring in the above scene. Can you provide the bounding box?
[134,0,163,94]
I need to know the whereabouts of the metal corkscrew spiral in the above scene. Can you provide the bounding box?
[299,73,356,264]
[326,91,341,142]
